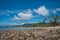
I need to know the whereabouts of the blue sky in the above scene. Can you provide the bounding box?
[0,0,60,25]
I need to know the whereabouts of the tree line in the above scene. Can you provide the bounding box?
[32,15,60,27]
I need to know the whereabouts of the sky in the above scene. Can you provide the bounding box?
[0,0,60,25]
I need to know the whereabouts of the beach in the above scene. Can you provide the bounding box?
[0,27,60,40]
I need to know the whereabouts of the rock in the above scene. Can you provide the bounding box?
[56,29,60,34]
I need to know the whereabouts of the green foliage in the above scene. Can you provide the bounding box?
[50,15,60,26]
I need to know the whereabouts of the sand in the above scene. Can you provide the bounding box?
[0,27,60,40]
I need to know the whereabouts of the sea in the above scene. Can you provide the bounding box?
[0,26,38,30]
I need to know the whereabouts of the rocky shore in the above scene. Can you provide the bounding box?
[0,27,60,40]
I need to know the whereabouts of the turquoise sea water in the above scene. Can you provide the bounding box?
[0,26,38,30]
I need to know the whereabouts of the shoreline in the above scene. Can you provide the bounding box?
[0,27,60,40]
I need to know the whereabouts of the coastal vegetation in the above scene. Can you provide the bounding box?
[21,15,60,27]
[0,15,60,27]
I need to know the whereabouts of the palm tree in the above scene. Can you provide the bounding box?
[43,17,47,23]
[50,15,60,26]
[43,17,47,26]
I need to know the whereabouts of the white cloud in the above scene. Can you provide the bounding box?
[20,23,25,25]
[13,15,20,20]
[18,12,32,20]
[5,10,15,13]
[0,10,19,16]
[52,10,56,14]
[34,6,49,16]
[56,8,60,11]
[13,9,34,20]
[52,8,60,14]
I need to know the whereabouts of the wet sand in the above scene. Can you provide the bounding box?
[0,27,60,40]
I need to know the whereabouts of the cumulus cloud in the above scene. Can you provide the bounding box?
[13,9,34,20]
[13,15,20,20]
[34,6,49,16]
